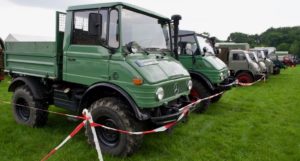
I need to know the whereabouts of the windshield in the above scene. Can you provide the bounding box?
[256,51,263,59]
[248,53,255,61]
[197,36,215,55]
[245,53,252,62]
[122,9,169,50]
[248,52,258,62]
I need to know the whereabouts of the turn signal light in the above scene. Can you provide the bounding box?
[132,78,143,86]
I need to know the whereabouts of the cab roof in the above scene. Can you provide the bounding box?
[68,2,170,21]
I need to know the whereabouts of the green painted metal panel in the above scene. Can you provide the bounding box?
[5,42,58,78]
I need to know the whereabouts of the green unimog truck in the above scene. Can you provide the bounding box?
[2,2,194,156]
[174,30,234,111]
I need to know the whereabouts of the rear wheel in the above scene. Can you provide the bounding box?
[85,97,143,157]
[189,79,211,113]
[236,72,254,83]
[12,86,48,127]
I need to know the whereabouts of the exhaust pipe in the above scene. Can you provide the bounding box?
[171,15,182,60]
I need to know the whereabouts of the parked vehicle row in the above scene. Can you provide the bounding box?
[0,2,281,157]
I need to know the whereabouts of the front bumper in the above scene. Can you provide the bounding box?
[150,100,193,125]
[215,76,236,91]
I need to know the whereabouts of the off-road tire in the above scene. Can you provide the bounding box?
[85,97,143,157]
[273,67,280,75]
[236,72,254,83]
[211,93,223,103]
[189,79,211,113]
[12,86,48,127]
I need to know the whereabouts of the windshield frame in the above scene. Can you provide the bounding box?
[120,7,172,52]
[245,53,253,63]
[196,34,215,55]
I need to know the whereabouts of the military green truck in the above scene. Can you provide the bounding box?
[174,30,234,111]
[216,47,263,83]
[2,2,194,156]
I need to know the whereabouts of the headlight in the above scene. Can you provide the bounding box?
[156,87,164,101]
[219,72,224,80]
[187,80,193,91]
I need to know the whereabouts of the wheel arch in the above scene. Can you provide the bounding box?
[8,76,46,100]
[234,70,254,79]
[189,71,214,92]
[79,83,149,121]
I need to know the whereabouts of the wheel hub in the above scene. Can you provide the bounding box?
[97,117,120,147]
[15,98,30,121]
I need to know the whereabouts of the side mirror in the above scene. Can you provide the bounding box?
[203,47,207,54]
[88,13,102,36]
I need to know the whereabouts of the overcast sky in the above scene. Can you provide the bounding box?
[0,0,299,40]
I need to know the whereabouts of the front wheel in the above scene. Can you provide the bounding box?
[85,97,143,157]
[236,72,254,83]
[211,93,223,103]
[189,79,211,113]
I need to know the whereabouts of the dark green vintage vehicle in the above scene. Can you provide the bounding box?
[2,2,194,156]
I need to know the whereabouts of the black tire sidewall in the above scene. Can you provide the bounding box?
[191,79,211,113]
[12,86,37,127]
[86,97,143,156]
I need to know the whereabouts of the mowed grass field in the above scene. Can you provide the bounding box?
[0,67,300,161]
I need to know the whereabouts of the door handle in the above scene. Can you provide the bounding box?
[67,58,76,61]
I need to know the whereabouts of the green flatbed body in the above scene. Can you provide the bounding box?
[5,41,60,79]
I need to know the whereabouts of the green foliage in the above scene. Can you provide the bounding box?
[289,40,300,56]
[227,26,300,56]
[1,67,300,160]
[277,43,290,51]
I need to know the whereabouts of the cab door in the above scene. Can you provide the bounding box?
[229,52,248,72]
[64,8,119,85]
[177,35,198,70]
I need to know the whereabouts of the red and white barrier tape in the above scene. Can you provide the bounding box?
[0,91,224,161]
[219,74,266,87]
[41,120,87,161]
[84,109,104,161]
[0,100,86,120]
[237,74,266,86]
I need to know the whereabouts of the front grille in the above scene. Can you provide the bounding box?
[163,80,187,98]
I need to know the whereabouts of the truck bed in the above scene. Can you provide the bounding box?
[4,12,66,80]
[5,41,60,79]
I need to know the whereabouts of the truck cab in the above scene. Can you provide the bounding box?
[3,2,193,156]
[253,47,281,74]
[217,48,262,83]
[248,51,268,75]
[175,30,234,111]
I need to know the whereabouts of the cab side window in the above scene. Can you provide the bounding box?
[108,9,119,48]
[232,53,246,61]
[72,9,108,45]
[232,53,239,60]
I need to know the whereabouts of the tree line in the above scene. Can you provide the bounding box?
[226,26,300,56]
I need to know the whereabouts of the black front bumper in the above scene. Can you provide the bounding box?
[216,76,236,91]
[148,97,198,125]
